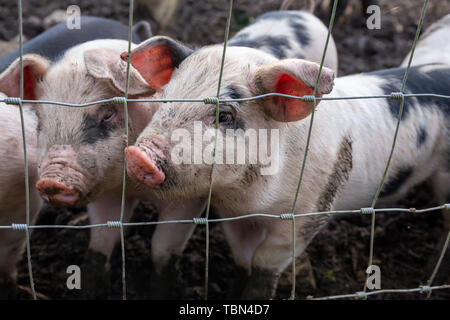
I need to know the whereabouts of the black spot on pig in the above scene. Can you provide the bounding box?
[379,166,413,198]
[227,85,242,100]
[289,19,310,48]
[416,126,427,147]
[255,11,310,47]
[81,114,117,144]
[229,36,292,59]
[370,64,450,120]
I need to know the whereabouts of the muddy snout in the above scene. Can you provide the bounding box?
[125,143,166,188]
[36,145,96,207]
[36,178,80,206]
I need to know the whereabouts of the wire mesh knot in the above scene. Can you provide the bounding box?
[301,95,316,103]
[4,97,22,105]
[111,97,127,104]
[355,291,367,299]
[107,221,123,228]
[193,217,208,225]
[444,203,450,211]
[203,97,220,105]
[11,223,28,230]
[420,285,432,293]
[360,207,375,215]
[280,213,295,220]
[389,92,404,100]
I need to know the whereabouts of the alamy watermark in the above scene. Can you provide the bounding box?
[66,264,81,290]
[366,5,381,30]
[171,121,280,175]
[366,264,381,290]
[66,5,81,30]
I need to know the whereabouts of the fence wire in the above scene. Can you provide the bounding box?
[1,0,449,300]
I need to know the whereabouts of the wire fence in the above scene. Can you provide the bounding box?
[0,0,449,300]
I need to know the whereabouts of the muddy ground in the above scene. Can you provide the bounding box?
[0,0,448,300]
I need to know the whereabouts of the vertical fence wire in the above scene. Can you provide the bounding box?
[287,0,339,300]
[17,0,37,301]
[116,0,135,301]
[362,0,429,294]
[425,229,450,298]
[203,0,234,300]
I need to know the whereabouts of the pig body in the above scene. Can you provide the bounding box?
[124,37,449,298]
[0,16,151,73]
[401,13,450,67]
[0,93,41,299]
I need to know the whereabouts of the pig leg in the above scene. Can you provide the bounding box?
[82,193,138,299]
[241,217,325,300]
[220,220,266,299]
[0,199,40,299]
[149,198,206,299]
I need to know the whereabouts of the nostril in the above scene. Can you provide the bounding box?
[43,186,63,196]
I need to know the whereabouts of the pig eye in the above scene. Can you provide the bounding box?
[217,111,234,124]
[101,110,116,123]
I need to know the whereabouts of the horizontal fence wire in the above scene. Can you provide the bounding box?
[2,0,449,300]
[3,93,450,107]
[1,204,448,231]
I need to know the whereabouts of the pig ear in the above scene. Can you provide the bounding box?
[84,48,155,97]
[254,59,335,122]
[120,36,193,91]
[0,54,50,100]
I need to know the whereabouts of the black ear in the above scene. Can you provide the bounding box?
[120,36,193,91]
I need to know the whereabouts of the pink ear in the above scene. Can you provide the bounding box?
[0,54,49,100]
[255,59,334,122]
[272,73,317,122]
[120,36,193,91]
[84,48,154,96]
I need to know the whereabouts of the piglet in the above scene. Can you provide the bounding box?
[0,40,206,299]
[0,92,41,299]
[401,13,450,67]
[124,33,449,299]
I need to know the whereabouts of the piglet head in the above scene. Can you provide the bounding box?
[123,44,335,199]
[0,40,157,207]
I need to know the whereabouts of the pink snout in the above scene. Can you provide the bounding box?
[125,146,166,187]
[35,179,80,206]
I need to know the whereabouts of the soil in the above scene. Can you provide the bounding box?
[0,0,448,300]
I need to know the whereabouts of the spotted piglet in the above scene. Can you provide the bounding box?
[401,13,450,67]
[0,93,42,299]
[123,31,449,298]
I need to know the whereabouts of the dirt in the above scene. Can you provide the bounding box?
[0,0,448,300]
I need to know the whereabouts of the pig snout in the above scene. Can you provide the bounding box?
[36,145,95,206]
[36,178,80,206]
[125,141,166,188]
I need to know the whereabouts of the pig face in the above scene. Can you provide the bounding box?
[124,38,335,200]
[0,40,159,207]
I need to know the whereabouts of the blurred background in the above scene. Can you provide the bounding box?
[0,0,449,300]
